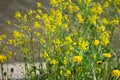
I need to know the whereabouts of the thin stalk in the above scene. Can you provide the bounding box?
[93,68,97,80]
[1,63,4,80]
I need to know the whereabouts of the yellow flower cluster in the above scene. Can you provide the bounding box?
[91,3,102,15]
[50,0,64,7]
[0,55,6,63]
[93,39,99,46]
[8,0,120,79]
[111,69,120,77]
[0,35,6,41]
[103,53,111,58]
[73,56,82,63]
[51,59,58,65]
[100,31,109,46]
[78,38,88,51]
[15,11,21,18]
[66,70,71,76]
[84,0,91,6]
[76,13,84,23]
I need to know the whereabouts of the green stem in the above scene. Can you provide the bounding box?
[1,63,4,80]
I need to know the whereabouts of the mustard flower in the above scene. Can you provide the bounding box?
[54,39,61,45]
[0,35,6,41]
[35,14,41,20]
[90,3,102,15]
[27,10,33,15]
[63,57,67,65]
[97,25,105,32]
[111,69,120,77]
[100,31,109,46]
[50,0,58,6]
[13,30,20,38]
[51,59,58,65]
[44,51,49,59]
[102,18,109,25]
[66,70,71,76]
[78,37,88,51]
[84,0,91,6]
[104,1,109,7]
[34,21,40,28]
[65,36,73,44]
[88,15,99,24]
[93,40,99,46]
[110,19,119,25]
[101,38,109,46]
[68,5,74,12]
[103,53,111,58]
[23,14,27,22]
[0,55,6,63]
[7,51,13,59]
[15,11,21,18]
[76,13,84,23]
[73,56,82,63]
[68,5,79,13]
[36,2,41,8]
[55,10,62,21]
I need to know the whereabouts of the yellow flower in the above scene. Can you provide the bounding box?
[44,51,49,60]
[54,39,61,45]
[0,55,6,63]
[68,4,79,13]
[84,0,91,6]
[35,14,41,20]
[111,69,120,77]
[97,25,105,32]
[0,35,6,41]
[100,31,109,46]
[93,40,99,46]
[102,18,109,25]
[66,70,71,76]
[51,59,58,65]
[64,36,73,44]
[73,56,82,63]
[88,15,99,24]
[63,57,67,65]
[34,21,40,28]
[50,0,58,6]
[28,10,33,15]
[76,13,84,23]
[23,14,27,22]
[36,2,41,8]
[7,51,13,59]
[104,1,109,7]
[78,38,88,51]
[13,31,24,39]
[110,19,119,25]
[90,3,102,15]
[103,53,111,58]
[15,11,21,18]
[7,20,11,25]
